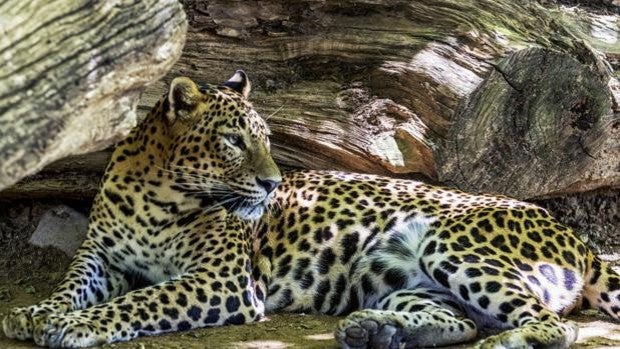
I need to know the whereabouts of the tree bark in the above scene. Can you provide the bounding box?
[438,47,616,197]
[0,0,187,190]
[0,153,111,200]
[3,0,620,200]
[163,0,619,199]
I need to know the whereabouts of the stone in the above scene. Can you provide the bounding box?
[29,205,88,257]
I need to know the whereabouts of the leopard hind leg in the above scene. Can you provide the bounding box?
[421,254,579,349]
[582,251,620,321]
[335,288,478,349]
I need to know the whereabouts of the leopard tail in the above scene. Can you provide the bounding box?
[582,250,620,320]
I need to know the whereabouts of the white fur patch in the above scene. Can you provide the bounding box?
[228,71,245,83]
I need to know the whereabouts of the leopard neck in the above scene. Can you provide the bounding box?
[99,98,204,213]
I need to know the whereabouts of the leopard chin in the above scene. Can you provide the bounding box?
[233,204,266,221]
[225,193,273,221]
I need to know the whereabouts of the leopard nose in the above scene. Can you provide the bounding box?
[256,177,280,194]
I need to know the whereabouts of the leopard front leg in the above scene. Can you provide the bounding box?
[33,270,265,348]
[336,288,478,349]
[3,241,128,340]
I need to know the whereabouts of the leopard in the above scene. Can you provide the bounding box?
[261,171,620,348]
[4,71,620,349]
[3,71,281,347]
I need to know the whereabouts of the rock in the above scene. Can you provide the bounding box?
[29,206,88,257]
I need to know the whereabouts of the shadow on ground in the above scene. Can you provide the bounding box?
[2,275,620,349]
[1,201,619,348]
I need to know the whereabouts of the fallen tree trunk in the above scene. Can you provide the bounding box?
[3,0,619,200]
[0,0,187,191]
[438,47,617,197]
[0,152,112,200]
[155,0,620,199]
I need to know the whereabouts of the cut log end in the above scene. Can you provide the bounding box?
[438,48,616,198]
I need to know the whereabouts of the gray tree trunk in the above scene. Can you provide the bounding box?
[0,0,187,190]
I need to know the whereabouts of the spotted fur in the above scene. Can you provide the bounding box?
[259,171,620,348]
[4,72,620,349]
[3,71,281,347]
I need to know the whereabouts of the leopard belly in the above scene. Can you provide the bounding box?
[259,170,593,339]
[263,216,436,315]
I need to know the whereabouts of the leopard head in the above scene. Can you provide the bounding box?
[164,71,281,220]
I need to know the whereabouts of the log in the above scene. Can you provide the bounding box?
[544,0,620,12]
[3,0,620,200]
[438,47,615,197]
[158,0,619,199]
[0,152,112,200]
[0,0,187,191]
[0,174,101,201]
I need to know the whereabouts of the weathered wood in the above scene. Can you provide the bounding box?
[0,152,112,200]
[0,0,187,191]
[438,48,614,198]
[157,0,619,199]
[544,0,620,13]
[3,0,620,200]
[33,152,113,174]
[0,174,101,200]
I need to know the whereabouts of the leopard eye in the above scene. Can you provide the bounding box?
[225,134,246,151]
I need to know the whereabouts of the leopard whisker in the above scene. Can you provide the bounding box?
[200,195,239,214]
[167,165,252,192]
[158,166,235,193]
[264,104,285,121]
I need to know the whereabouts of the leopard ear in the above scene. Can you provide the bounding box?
[223,70,251,99]
[167,77,201,123]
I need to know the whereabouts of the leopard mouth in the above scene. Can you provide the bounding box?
[220,196,269,220]
[234,204,266,221]
[193,186,273,219]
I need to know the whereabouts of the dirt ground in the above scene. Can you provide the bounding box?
[0,234,341,349]
[0,192,619,348]
[2,264,620,349]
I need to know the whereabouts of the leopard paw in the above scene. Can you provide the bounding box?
[335,309,402,349]
[2,306,47,340]
[34,313,106,348]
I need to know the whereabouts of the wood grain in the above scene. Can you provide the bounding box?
[3,0,619,200]
[0,0,187,190]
